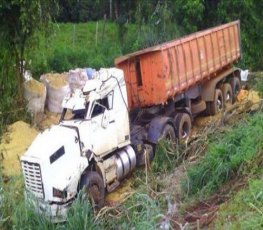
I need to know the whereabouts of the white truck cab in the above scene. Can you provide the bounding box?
[21,68,136,222]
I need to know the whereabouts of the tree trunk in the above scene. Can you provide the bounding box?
[15,47,24,104]
[114,0,119,19]
[109,0,112,20]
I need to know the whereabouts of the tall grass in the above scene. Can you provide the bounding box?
[0,174,165,229]
[151,140,184,174]
[0,175,100,229]
[183,112,263,197]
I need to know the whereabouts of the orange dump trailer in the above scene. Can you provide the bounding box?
[115,20,241,110]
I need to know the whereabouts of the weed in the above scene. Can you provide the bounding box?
[152,140,185,174]
[101,192,163,229]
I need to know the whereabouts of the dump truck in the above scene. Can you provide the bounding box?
[21,20,242,222]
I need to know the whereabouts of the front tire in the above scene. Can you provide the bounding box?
[80,171,105,210]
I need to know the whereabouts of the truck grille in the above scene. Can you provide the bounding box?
[21,161,44,199]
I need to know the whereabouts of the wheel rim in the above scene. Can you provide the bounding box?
[217,98,223,111]
[181,122,189,139]
[226,92,232,105]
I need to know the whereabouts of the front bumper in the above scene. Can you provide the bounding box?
[39,200,73,223]
[26,193,73,223]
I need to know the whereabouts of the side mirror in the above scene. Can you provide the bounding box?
[101,109,109,129]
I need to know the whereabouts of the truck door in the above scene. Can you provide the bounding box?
[89,92,118,156]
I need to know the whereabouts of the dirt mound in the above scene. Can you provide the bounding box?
[0,121,38,176]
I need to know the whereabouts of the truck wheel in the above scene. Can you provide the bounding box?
[80,171,105,210]
[230,77,241,102]
[210,89,224,115]
[221,83,233,108]
[136,144,154,166]
[161,124,176,143]
[175,113,192,142]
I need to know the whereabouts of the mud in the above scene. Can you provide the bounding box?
[0,121,38,176]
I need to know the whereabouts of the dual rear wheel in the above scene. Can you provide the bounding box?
[206,77,241,115]
[161,113,192,144]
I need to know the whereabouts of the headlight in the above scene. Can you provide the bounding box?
[53,187,67,198]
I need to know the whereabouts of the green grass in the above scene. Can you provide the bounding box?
[183,112,263,197]
[255,73,263,96]
[0,175,100,229]
[214,178,263,230]
[27,21,123,77]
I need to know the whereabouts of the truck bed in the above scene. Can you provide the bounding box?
[115,20,241,109]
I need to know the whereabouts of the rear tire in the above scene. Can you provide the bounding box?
[160,124,176,148]
[161,124,176,141]
[221,83,233,108]
[210,89,224,115]
[230,77,241,102]
[136,144,155,166]
[175,113,192,142]
[80,171,105,210]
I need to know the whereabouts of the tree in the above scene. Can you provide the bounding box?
[0,0,57,101]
